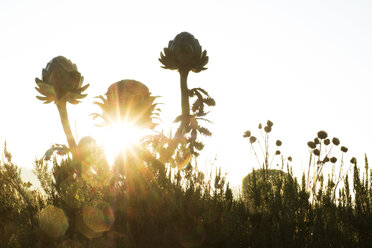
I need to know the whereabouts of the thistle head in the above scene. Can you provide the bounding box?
[159,32,208,73]
[35,56,88,105]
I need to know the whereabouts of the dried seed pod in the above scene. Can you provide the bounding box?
[288,156,292,162]
[243,130,251,138]
[317,130,328,140]
[332,137,340,146]
[307,141,316,149]
[330,157,337,163]
[267,120,273,127]
[276,140,282,146]
[264,126,272,133]
[341,146,348,153]
[250,136,257,144]
[275,150,281,155]
[314,138,320,145]
[313,149,320,156]
[324,139,330,145]
[350,157,357,164]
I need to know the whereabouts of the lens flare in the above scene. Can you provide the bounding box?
[101,121,150,165]
[39,205,69,238]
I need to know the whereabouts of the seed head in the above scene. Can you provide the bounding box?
[275,150,281,155]
[307,141,316,149]
[330,157,337,163]
[313,149,320,156]
[341,146,348,153]
[332,137,340,146]
[314,138,320,145]
[288,156,292,162]
[243,130,251,138]
[249,136,257,144]
[267,120,273,127]
[317,130,328,140]
[323,156,330,163]
[258,123,262,129]
[276,140,282,146]
[324,139,330,145]
[264,126,272,133]
[350,157,357,164]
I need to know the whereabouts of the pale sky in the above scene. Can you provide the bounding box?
[1,0,372,186]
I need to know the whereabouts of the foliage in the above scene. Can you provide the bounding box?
[2,33,372,247]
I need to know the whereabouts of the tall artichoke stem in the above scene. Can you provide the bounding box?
[180,69,190,131]
[56,102,77,152]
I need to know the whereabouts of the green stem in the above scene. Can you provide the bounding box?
[179,69,190,132]
[56,102,77,151]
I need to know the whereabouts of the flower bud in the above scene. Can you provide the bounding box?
[35,56,89,104]
[159,32,208,73]
[93,80,158,129]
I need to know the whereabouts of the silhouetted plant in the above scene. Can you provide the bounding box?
[91,79,159,129]
[4,36,372,247]
[306,130,351,202]
[159,32,213,156]
[35,56,89,153]
[243,120,289,173]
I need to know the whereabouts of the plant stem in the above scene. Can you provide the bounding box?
[179,69,190,132]
[56,101,77,152]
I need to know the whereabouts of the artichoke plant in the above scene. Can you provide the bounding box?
[159,32,208,133]
[35,56,89,150]
[92,80,159,129]
[159,32,208,73]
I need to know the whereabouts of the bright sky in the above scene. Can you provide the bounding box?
[1,0,372,186]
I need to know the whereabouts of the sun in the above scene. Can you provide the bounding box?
[100,122,149,165]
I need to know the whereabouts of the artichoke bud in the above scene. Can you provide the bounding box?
[35,56,89,104]
[93,80,159,129]
[159,32,208,73]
